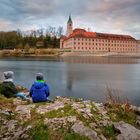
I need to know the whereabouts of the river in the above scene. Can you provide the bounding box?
[0,56,140,106]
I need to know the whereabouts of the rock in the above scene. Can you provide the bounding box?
[26,125,32,131]
[67,116,77,123]
[89,123,98,129]
[72,102,93,118]
[99,134,107,140]
[10,127,29,140]
[95,103,107,116]
[98,120,112,127]
[114,121,140,140]
[78,108,93,118]
[136,116,140,126]
[13,98,28,105]
[36,101,64,114]
[44,116,77,130]
[15,104,35,120]
[55,96,72,104]
[7,120,18,132]
[130,105,140,115]
[0,109,14,116]
[72,102,85,109]
[71,121,101,140]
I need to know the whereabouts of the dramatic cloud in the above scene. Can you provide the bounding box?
[0,0,139,39]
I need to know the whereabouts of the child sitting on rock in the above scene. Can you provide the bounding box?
[0,71,27,100]
[29,73,50,103]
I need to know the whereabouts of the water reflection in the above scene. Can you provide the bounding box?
[60,56,140,64]
[0,56,140,106]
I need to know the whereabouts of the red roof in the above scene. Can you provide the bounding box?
[96,32,135,40]
[69,28,96,38]
[62,28,136,41]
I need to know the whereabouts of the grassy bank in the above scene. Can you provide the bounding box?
[0,90,140,140]
[0,48,62,57]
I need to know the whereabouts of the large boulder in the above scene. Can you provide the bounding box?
[114,121,140,140]
[72,121,101,140]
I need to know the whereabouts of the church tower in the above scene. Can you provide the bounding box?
[66,14,73,37]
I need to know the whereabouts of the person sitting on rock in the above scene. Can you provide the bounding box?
[0,71,27,100]
[29,73,50,103]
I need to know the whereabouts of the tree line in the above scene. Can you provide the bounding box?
[0,26,63,50]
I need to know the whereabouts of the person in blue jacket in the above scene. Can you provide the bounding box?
[29,73,50,103]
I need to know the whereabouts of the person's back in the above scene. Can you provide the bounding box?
[30,73,50,103]
[0,81,18,98]
[0,71,27,100]
[0,71,17,98]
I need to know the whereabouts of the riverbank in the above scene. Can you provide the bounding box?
[0,91,140,140]
[1,49,140,58]
[61,52,140,58]
[0,48,62,57]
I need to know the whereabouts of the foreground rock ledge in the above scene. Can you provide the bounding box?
[0,96,140,140]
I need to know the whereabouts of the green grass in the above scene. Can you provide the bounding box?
[45,104,76,118]
[30,123,49,140]
[107,106,136,125]
[64,133,89,140]
[101,125,117,140]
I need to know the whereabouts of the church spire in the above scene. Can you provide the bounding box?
[66,14,73,36]
[68,14,72,23]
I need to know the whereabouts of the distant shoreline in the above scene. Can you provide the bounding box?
[60,52,140,58]
[1,49,140,58]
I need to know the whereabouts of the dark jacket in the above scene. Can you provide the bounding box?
[0,81,18,98]
[29,81,50,103]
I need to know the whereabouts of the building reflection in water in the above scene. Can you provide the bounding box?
[60,56,139,64]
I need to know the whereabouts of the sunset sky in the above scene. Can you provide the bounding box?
[0,0,139,39]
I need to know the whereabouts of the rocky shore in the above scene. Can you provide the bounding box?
[1,49,140,58]
[61,52,140,58]
[0,93,140,140]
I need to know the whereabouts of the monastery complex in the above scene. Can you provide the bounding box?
[60,16,138,53]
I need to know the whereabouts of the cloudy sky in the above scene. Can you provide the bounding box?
[0,0,139,39]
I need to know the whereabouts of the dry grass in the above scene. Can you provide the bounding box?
[105,86,131,111]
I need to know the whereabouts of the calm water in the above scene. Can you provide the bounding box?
[0,56,140,106]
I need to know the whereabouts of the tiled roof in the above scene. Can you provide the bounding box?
[68,28,96,38]
[62,28,136,41]
[96,32,135,40]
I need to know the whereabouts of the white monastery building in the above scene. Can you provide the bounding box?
[60,15,138,53]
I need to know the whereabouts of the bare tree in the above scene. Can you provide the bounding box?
[57,26,64,38]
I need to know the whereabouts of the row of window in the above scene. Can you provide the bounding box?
[73,38,135,43]
[73,47,136,51]
[74,42,136,47]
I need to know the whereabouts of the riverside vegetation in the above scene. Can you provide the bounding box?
[0,48,61,57]
[0,86,140,140]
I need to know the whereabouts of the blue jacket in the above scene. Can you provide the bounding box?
[29,81,50,103]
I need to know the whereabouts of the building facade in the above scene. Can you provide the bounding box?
[60,16,138,53]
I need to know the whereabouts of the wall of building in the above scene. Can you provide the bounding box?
[62,37,137,53]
